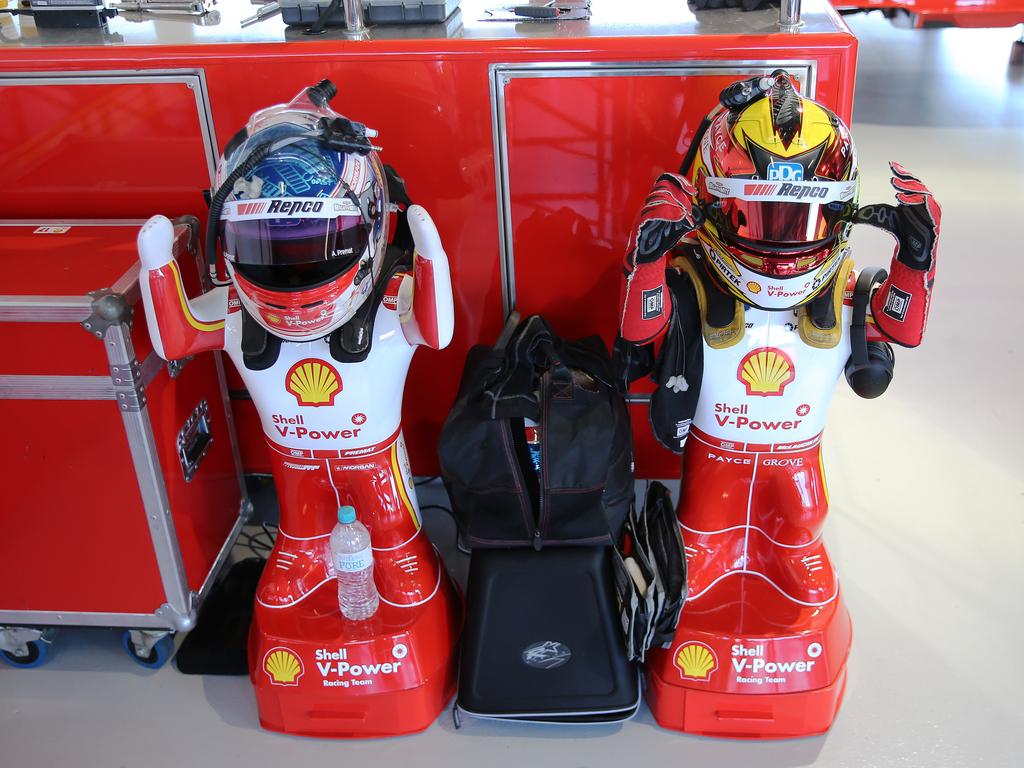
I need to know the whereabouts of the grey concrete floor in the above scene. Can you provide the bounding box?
[3,12,1024,768]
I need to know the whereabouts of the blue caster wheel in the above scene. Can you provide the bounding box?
[0,638,51,669]
[121,630,174,669]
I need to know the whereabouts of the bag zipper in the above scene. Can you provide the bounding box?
[535,370,551,551]
[499,418,535,543]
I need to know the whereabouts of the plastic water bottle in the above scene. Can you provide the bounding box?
[330,506,379,620]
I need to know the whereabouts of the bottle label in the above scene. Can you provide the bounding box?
[335,546,373,573]
[524,418,542,475]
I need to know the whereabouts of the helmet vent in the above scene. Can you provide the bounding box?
[770,76,802,148]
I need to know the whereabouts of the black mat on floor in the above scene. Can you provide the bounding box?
[174,558,264,675]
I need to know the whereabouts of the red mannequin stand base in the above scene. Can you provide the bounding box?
[249,576,461,738]
[645,576,852,739]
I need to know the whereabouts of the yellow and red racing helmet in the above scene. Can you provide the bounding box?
[688,71,858,310]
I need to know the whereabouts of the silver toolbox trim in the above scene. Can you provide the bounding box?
[105,322,194,625]
[0,296,94,323]
[0,610,183,630]
[0,373,124,400]
[0,351,162,400]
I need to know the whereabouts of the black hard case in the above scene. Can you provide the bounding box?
[457,546,640,722]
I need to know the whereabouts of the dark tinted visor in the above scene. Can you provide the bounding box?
[232,260,351,291]
[221,214,368,268]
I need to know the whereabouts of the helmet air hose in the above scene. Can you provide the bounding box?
[305,79,338,108]
[205,141,273,284]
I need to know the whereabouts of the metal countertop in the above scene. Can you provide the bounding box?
[0,0,850,50]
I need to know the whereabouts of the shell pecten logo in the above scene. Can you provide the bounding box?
[286,359,342,407]
[737,347,795,397]
[673,641,718,681]
[263,647,304,686]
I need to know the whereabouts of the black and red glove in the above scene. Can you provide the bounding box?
[854,162,940,347]
[619,173,703,344]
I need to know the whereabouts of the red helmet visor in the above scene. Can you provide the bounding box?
[718,199,848,244]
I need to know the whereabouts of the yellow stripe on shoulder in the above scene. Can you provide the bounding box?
[169,260,224,333]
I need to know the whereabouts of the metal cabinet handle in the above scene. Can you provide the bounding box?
[177,399,212,483]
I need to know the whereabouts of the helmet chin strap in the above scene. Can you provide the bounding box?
[338,181,378,289]
[327,241,412,363]
[240,307,283,372]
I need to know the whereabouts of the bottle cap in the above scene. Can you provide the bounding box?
[338,506,356,524]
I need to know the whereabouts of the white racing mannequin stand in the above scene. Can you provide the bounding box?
[136,81,460,737]
[619,72,941,738]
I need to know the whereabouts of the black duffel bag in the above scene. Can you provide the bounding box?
[439,314,633,550]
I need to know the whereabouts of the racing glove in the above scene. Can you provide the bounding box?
[854,162,940,347]
[619,173,703,344]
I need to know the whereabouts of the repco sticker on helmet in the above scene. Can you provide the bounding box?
[705,177,856,204]
[269,199,324,215]
[744,183,827,200]
[225,197,360,221]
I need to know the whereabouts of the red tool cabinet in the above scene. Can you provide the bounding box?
[0,219,249,647]
[0,0,858,478]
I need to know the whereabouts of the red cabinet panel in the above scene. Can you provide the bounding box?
[0,79,215,220]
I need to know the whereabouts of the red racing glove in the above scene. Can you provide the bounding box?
[619,173,703,344]
[854,162,940,347]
